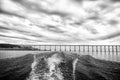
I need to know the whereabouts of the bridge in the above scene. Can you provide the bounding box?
[0,45,120,62]
[28,45,120,52]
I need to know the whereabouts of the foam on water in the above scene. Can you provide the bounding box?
[72,58,78,80]
[27,54,38,80]
[27,53,64,80]
[47,53,64,80]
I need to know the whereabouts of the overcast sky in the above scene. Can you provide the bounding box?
[0,0,120,45]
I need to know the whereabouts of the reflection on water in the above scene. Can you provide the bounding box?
[0,50,120,62]
[0,50,40,59]
[78,51,120,62]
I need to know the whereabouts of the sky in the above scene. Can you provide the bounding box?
[0,0,120,45]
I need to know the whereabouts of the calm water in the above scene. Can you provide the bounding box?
[0,50,120,62]
[0,50,41,59]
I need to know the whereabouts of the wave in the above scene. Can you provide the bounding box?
[0,52,120,80]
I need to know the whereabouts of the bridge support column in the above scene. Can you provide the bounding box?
[83,46,85,54]
[60,45,61,51]
[39,45,41,51]
[96,46,98,56]
[44,45,46,51]
[79,45,80,52]
[92,45,93,55]
[116,46,118,61]
[70,45,71,52]
[100,46,102,53]
[111,46,114,61]
[55,45,56,51]
[50,45,52,51]
[87,46,89,55]
[33,45,34,50]
[65,45,66,52]
[74,45,76,52]
[50,45,51,51]
[108,46,110,55]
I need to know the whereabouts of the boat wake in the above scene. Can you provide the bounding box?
[27,52,66,80]
[1,52,120,80]
[27,52,120,80]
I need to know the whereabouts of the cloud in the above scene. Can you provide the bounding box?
[110,0,120,2]
[96,32,120,40]
[0,0,120,44]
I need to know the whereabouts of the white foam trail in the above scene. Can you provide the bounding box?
[47,53,64,80]
[73,58,79,80]
[31,54,37,69]
[27,54,38,80]
[47,54,62,73]
[27,53,64,80]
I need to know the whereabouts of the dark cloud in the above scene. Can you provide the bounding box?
[0,34,31,41]
[0,34,44,42]
[29,34,46,39]
[0,25,45,39]
[45,25,65,33]
[83,26,99,34]
[0,26,27,34]
[47,38,75,42]
[0,26,18,33]
[0,26,9,32]
[99,4,109,10]
[110,0,120,2]
[73,0,97,2]
[88,15,100,20]
[42,10,69,17]
[98,32,120,40]
[12,0,68,17]
[15,30,44,38]
[0,26,46,39]
[64,33,84,42]
[0,26,9,29]
[0,8,25,18]
[73,0,83,2]
[108,20,118,26]
[88,28,98,34]
[70,20,84,26]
